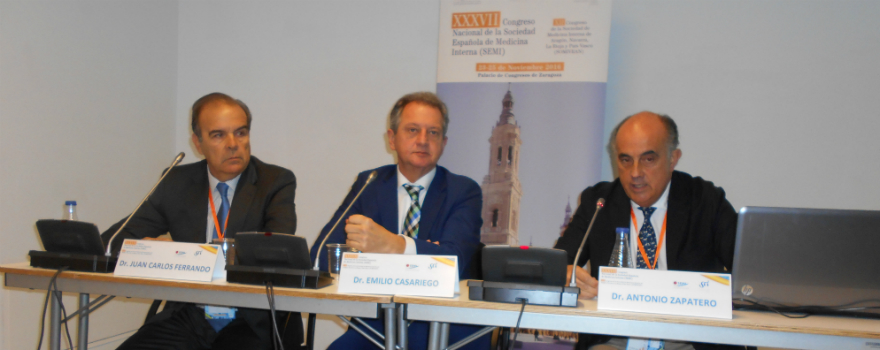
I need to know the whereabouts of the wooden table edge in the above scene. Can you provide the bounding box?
[1,262,392,303]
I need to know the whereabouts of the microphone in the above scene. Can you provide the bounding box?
[569,198,604,288]
[104,152,185,257]
[312,170,378,271]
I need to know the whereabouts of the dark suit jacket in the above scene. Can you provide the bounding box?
[103,156,296,252]
[309,164,483,279]
[101,156,300,347]
[555,170,740,350]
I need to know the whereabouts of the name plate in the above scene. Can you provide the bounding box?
[337,253,458,297]
[598,267,732,319]
[114,239,225,282]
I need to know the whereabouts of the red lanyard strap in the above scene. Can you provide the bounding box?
[208,189,229,240]
[630,208,667,270]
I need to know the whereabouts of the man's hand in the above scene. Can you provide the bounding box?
[566,264,598,299]
[345,214,405,254]
[142,235,172,242]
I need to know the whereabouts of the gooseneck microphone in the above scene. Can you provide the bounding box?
[569,198,605,288]
[104,152,185,257]
[312,170,378,271]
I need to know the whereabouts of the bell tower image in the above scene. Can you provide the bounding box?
[480,85,523,245]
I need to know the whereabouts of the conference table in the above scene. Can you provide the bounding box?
[396,281,880,350]
[5,264,880,350]
[0,263,397,350]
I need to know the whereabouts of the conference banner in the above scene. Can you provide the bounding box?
[438,3,610,347]
[437,0,611,250]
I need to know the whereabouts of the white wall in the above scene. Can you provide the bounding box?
[603,0,880,212]
[0,1,178,348]
[2,0,880,349]
[175,0,439,239]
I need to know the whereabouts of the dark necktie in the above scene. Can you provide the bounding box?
[636,206,658,269]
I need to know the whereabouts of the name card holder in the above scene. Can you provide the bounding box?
[598,267,732,319]
[114,239,225,282]
[337,253,458,297]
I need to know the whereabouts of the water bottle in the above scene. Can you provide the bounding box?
[63,200,78,221]
[607,227,633,268]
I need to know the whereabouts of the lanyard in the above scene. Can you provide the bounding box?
[630,208,667,270]
[208,189,229,240]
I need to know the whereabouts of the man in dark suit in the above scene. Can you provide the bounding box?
[555,112,740,350]
[103,92,301,350]
[310,92,488,350]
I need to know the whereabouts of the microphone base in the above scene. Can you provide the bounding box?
[226,265,333,289]
[467,280,579,307]
[28,250,117,273]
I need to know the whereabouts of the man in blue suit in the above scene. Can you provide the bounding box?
[310,91,489,349]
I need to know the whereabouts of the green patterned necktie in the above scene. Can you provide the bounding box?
[402,183,424,238]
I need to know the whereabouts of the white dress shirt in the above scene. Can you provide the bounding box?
[624,185,690,350]
[205,168,241,243]
[396,166,436,255]
[628,182,671,270]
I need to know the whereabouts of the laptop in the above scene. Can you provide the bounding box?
[731,206,880,317]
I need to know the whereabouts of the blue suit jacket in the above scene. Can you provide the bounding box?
[310,164,483,279]
[311,164,488,350]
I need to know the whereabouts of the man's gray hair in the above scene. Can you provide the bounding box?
[607,112,679,157]
[388,92,449,136]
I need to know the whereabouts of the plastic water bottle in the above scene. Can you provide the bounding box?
[607,227,633,268]
[63,200,78,221]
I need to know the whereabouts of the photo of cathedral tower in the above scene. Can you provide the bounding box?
[438,81,605,249]
[560,198,572,233]
[480,86,523,246]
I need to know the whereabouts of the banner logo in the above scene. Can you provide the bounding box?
[431,257,456,267]
[452,12,501,28]
[701,274,731,286]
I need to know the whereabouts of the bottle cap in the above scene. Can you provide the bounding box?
[65,200,77,206]
[615,227,629,233]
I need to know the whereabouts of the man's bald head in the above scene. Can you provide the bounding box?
[608,111,679,157]
[610,111,682,207]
